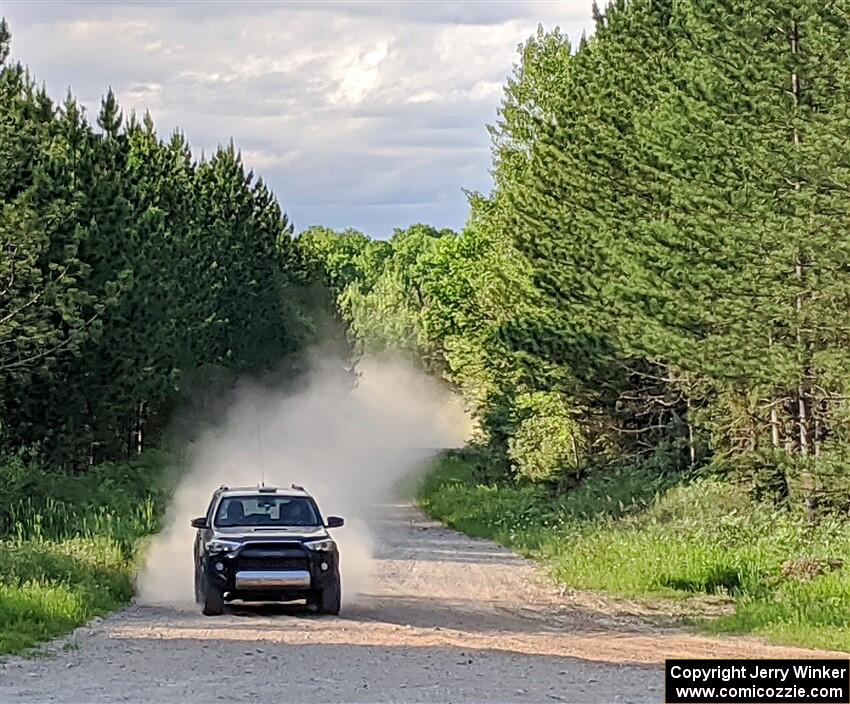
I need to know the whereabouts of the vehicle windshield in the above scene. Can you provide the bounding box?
[214,495,320,527]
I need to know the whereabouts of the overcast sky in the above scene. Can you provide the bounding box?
[2,1,594,237]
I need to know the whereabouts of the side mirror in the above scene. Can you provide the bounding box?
[190,516,208,529]
[325,516,344,529]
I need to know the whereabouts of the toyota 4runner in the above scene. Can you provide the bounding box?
[191,484,344,616]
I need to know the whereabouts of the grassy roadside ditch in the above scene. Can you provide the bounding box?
[418,450,850,652]
[0,450,174,654]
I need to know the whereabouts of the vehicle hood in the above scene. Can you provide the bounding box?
[212,525,328,542]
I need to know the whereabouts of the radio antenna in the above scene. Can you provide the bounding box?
[253,401,266,488]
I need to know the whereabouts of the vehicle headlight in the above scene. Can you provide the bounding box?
[304,538,336,552]
[207,539,241,554]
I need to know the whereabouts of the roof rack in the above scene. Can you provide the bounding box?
[291,483,305,491]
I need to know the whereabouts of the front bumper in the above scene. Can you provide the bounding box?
[204,542,339,596]
[234,570,311,589]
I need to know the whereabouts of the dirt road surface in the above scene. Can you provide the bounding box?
[0,504,835,704]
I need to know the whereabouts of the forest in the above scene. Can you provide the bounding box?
[0,20,322,473]
[304,2,850,517]
[1,0,850,652]
[302,1,850,648]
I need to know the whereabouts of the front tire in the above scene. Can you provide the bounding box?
[201,574,225,616]
[194,567,203,604]
[313,576,341,615]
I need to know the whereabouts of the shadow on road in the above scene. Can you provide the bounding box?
[139,591,646,639]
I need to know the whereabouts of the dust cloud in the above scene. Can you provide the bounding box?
[136,355,471,607]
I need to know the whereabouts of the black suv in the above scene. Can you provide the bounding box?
[191,485,344,616]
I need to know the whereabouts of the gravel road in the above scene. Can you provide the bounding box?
[0,503,833,704]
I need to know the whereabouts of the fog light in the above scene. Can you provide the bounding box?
[320,562,329,571]
[215,561,224,571]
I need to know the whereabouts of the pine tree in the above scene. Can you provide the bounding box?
[0,19,10,64]
[0,22,312,466]
[97,87,122,139]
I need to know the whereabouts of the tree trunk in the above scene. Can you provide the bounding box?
[813,405,821,457]
[136,400,145,455]
[770,404,781,449]
[569,432,580,478]
[687,398,696,467]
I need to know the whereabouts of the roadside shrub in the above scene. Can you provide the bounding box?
[508,391,585,481]
[0,450,173,654]
[720,448,850,515]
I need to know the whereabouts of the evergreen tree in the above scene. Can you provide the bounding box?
[0,23,315,466]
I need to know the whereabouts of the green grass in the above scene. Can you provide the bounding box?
[0,450,174,654]
[418,451,850,652]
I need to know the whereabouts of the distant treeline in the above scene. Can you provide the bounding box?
[304,0,850,514]
[0,21,323,467]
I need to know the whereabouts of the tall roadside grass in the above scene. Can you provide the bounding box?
[0,450,174,654]
[418,451,850,652]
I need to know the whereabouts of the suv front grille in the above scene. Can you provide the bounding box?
[235,543,309,572]
[238,556,308,571]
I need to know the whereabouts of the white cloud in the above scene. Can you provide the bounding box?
[331,40,390,105]
[3,1,595,236]
[406,91,438,104]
